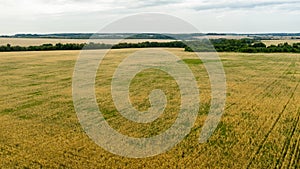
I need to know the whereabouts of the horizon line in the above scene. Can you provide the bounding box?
[1,32,300,36]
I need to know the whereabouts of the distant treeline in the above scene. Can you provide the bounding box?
[0,41,185,52]
[184,39,300,53]
[108,39,300,53]
[1,39,300,53]
[111,41,186,49]
[0,43,112,52]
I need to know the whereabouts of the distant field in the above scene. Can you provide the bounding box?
[2,38,300,49]
[0,38,175,46]
[196,35,250,39]
[262,39,300,46]
[0,49,299,168]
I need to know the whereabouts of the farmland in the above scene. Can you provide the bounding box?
[0,38,175,47]
[262,39,300,46]
[0,48,299,168]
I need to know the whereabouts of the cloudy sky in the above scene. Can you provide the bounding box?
[1,0,300,34]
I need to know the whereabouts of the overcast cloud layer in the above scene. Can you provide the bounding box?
[1,0,300,34]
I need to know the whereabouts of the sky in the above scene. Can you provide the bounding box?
[1,0,300,35]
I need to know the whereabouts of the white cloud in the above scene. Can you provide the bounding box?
[190,0,300,11]
[0,0,300,34]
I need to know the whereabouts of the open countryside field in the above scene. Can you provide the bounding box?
[195,35,250,39]
[0,38,175,46]
[262,39,300,46]
[2,38,300,49]
[0,49,299,168]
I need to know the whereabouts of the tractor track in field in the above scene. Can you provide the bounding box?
[286,109,300,169]
[225,71,285,111]
[275,109,300,168]
[246,80,299,169]
[290,136,300,168]
[225,59,292,111]
[225,62,293,149]
[226,56,288,89]
[228,59,297,149]
[229,62,284,86]
[286,134,300,169]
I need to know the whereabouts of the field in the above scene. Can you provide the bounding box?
[195,35,250,39]
[0,38,175,46]
[2,37,300,49]
[262,39,300,46]
[0,49,299,168]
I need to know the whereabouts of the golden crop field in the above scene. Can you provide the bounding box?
[262,39,300,46]
[0,49,299,168]
[0,38,175,46]
[196,35,250,39]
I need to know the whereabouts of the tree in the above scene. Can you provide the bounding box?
[252,42,266,48]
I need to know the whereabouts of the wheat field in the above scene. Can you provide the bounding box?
[262,39,300,46]
[0,49,299,168]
